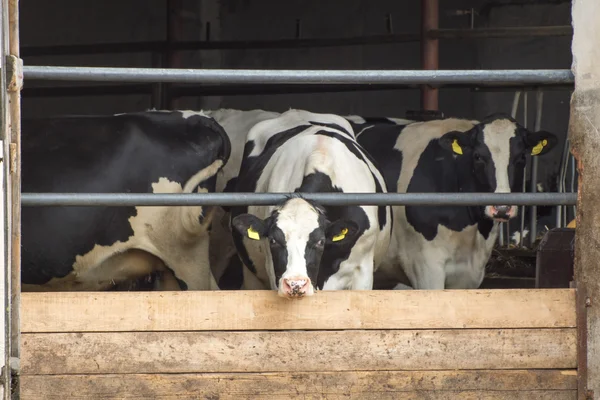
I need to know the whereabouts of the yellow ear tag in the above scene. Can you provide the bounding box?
[531,139,547,156]
[332,228,348,242]
[247,227,260,240]
[451,139,463,155]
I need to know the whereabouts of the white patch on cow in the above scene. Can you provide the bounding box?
[22,159,224,292]
[344,115,366,124]
[239,110,391,293]
[178,110,210,119]
[482,119,519,219]
[273,198,320,296]
[375,118,503,290]
[510,229,529,245]
[386,117,415,125]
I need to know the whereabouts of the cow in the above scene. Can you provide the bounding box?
[227,109,392,298]
[355,113,558,290]
[20,110,231,292]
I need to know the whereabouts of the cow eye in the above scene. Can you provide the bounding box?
[473,153,482,161]
[270,238,278,246]
[316,239,325,248]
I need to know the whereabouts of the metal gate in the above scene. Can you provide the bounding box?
[0,1,582,398]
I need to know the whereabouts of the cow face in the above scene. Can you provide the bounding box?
[438,115,558,222]
[232,198,359,299]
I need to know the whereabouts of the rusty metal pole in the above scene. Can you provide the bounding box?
[421,0,439,110]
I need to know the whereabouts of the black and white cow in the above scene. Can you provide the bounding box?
[356,113,558,290]
[21,110,231,291]
[228,109,392,298]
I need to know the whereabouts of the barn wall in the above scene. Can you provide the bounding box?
[18,0,573,225]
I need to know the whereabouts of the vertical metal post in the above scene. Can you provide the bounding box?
[529,89,543,247]
[0,2,9,399]
[519,92,528,247]
[421,0,439,110]
[7,1,20,398]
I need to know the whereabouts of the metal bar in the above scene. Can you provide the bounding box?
[18,26,573,57]
[576,284,589,400]
[20,192,578,207]
[6,0,19,397]
[0,1,11,397]
[22,66,575,85]
[431,26,572,39]
[519,92,528,247]
[529,89,543,247]
[421,0,439,110]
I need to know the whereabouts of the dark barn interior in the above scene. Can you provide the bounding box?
[19,0,576,289]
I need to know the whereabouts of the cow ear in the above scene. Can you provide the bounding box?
[526,130,558,156]
[231,214,267,241]
[325,220,360,245]
[438,130,472,156]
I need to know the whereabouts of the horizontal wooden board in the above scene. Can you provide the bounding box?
[21,329,576,374]
[20,370,577,400]
[20,289,576,332]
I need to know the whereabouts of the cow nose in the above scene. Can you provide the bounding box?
[280,276,311,299]
[492,205,511,219]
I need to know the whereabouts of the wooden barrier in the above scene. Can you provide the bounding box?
[19,289,577,399]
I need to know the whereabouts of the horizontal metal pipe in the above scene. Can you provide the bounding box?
[430,26,572,39]
[19,26,573,57]
[21,192,578,207]
[23,66,574,85]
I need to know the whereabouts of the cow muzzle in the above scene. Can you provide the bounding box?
[278,276,314,299]
[486,205,517,222]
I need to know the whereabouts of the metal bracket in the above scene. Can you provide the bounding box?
[576,284,593,400]
[5,55,23,93]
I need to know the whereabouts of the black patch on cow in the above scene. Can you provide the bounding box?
[304,227,326,287]
[355,124,404,193]
[308,121,352,137]
[314,129,388,231]
[404,139,485,240]
[217,253,244,290]
[21,111,230,286]
[297,171,343,193]
[317,203,370,289]
[268,223,289,286]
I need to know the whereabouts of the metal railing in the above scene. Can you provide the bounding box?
[23,66,574,85]
[20,66,577,212]
[20,192,578,207]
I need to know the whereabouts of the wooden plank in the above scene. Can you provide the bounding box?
[20,289,576,332]
[20,370,577,399]
[21,329,576,374]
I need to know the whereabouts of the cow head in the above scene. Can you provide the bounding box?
[231,197,359,299]
[438,114,558,222]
